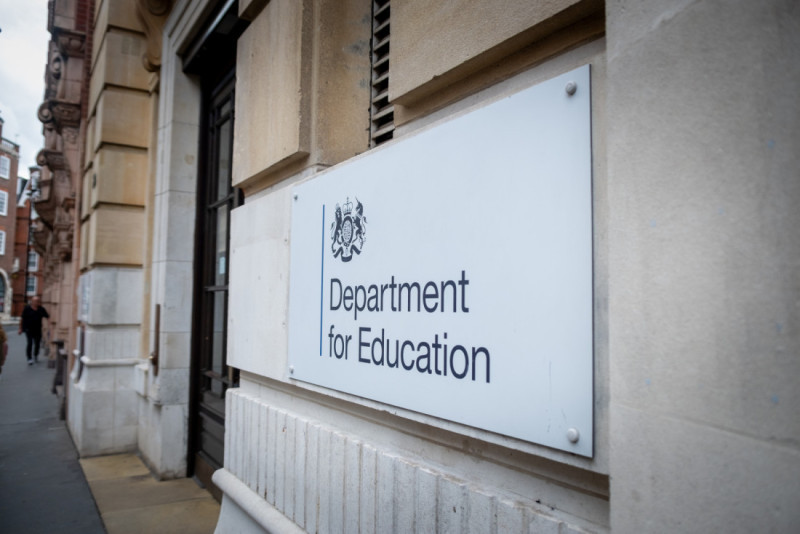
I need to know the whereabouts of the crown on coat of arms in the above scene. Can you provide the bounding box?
[342,198,353,216]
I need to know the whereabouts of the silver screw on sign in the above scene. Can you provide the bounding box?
[565,81,577,96]
[567,427,580,443]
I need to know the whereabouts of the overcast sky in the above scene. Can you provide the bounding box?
[0,0,50,177]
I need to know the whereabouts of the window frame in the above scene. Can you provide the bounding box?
[28,250,39,271]
[0,155,9,179]
[26,274,37,296]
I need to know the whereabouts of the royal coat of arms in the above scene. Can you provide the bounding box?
[331,197,366,262]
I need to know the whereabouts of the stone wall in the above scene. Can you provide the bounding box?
[606,0,800,531]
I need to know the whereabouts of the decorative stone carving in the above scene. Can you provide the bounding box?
[43,122,60,151]
[33,167,73,231]
[39,100,81,136]
[45,41,62,101]
[32,225,49,257]
[62,127,79,145]
[50,101,82,129]
[55,29,86,58]
[38,102,54,125]
[135,0,174,72]
[62,195,76,212]
[37,149,68,171]
[53,208,74,261]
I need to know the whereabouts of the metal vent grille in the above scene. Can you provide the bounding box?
[370,0,394,146]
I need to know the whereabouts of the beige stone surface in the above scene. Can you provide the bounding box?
[234,0,372,191]
[88,205,145,266]
[228,185,291,378]
[90,30,150,115]
[92,146,148,208]
[394,17,604,127]
[53,0,77,29]
[90,473,211,512]
[607,0,800,531]
[391,0,600,105]
[101,499,220,534]
[233,0,310,187]
[308,0,372,166]
[95,88,151,150]
[80,220,90,270]
[81,453,150,481]
[81,454,219,534]
[93,0,145,68]
[84,114,96,170]
[81,167,92,220]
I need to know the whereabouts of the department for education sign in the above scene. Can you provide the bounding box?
[288,65,593,456]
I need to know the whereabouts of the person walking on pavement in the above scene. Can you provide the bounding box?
[19,296,49,365]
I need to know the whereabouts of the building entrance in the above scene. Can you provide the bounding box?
[188,65,239,499]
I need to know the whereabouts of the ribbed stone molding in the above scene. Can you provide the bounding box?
[223,390,595,533]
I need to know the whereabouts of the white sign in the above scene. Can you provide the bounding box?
[288,65,593,456]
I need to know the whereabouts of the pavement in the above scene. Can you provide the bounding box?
[0,323,221,533]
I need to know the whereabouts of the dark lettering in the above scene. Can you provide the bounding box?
[459,271,470,312]
[409,342,426,371]
[423,282,438,312]
[416,348,431,374]
[398,282,420,312]
[450,345,469,379]
[440,279,457,312]
[343,286,353,312]
[371,328,386,365]
[389,276,398,311]
[472,347,491,383]
[330,278,343,310]
[399,341,414,369]
[354,285,367,320]
[367,285,379,311]
[358,327,371,363]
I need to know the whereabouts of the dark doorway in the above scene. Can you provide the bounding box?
[188,66,239,500]
[184,0,248,498]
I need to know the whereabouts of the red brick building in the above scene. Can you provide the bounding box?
[11,168,44,317]
[0,117,20,318]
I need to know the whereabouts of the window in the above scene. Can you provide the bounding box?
[0,156,9,179]
[0,190,7,216]
[0,230,5,255]
[26,275,37,296]
[28,251,39,271]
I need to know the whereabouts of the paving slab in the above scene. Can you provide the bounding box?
[101,498,221,534]
[80,453,150,482]
[80,453,220,533]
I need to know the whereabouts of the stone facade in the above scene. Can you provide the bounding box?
[34,0,92,353]
[37,0,800,532]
